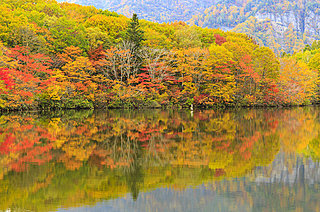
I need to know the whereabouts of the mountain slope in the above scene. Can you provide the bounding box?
[190,0,320,53]
[57,0,219,23]
[191,0,320,35]
[56,0,320,53]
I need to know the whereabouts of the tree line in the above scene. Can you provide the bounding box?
[0,0,319,110]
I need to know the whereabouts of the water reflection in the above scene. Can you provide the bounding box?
[0,107,320,211]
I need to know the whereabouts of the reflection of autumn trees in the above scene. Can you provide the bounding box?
[0,115,55,175]
[278,107,320,153]
[0,108,320,210]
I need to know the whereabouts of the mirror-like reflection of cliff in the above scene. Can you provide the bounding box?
[1,107,320,211]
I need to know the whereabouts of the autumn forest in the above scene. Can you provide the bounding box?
[1,0,320,110]
[2,0,320,211]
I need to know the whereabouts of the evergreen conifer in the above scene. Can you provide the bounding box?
[125,13,145,51]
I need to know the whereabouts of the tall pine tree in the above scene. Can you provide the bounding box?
[124,13,145,74]
[125,13,145,51]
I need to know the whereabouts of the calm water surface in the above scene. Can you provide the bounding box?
[1,108,320,211]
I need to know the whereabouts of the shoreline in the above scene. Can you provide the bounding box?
[1,102,318,114]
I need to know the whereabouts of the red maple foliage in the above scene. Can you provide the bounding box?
[214,34,227,46]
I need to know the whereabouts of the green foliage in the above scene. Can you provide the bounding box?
[63,98,94,109]
[125,13,145,50]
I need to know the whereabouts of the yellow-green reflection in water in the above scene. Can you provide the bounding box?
[0,107,320,211]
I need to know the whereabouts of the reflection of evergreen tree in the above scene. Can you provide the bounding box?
[126,160,144,201]
[125,142,144,201]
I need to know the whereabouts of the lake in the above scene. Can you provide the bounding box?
[1,107,320,211]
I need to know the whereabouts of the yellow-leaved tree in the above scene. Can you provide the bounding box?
[279,58,319,105]
[203,44,236,105]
